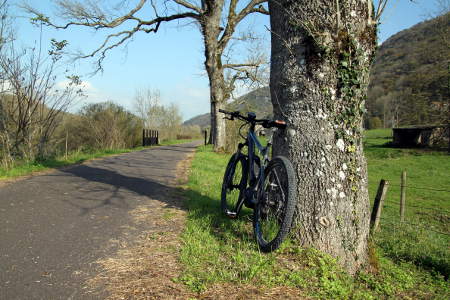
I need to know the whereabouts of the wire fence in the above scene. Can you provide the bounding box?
[370,171,450,238]
[379,217,450,236]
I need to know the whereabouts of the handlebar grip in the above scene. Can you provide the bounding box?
[263,120,287,129]
[273,120,287,129]
[219,109,241,118]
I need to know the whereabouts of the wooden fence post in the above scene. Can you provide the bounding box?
[400,170,406,222]
[65,131,68,160]
[204,130,207,145]
[370,179,390,233]
[142,129,145,147]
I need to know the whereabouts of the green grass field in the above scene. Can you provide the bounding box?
[180,129,449,298]
[364,130,449,279]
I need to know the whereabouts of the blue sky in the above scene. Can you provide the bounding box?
[11,0,444,121]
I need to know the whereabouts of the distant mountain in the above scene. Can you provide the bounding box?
[228,86,272,118]
[366,12,449,128]
[183,87,272,128]
[183,113,210,129]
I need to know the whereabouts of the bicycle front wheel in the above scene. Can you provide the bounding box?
[221,153,248,218]
[253,156,297,252]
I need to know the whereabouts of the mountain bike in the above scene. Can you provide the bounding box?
[219,109,297,252]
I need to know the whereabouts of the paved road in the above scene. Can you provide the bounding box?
[0,142,200,300]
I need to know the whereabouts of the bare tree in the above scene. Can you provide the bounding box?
[133,87,162,128]
[269,0,381,274]
[0,0,14,167]
[0,26,84,162]
[24,0,270,151]
[133,87,184,140]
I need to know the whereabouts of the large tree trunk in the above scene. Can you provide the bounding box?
[269,0,377,274]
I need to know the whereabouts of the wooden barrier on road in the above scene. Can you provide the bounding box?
[142,129,159,146]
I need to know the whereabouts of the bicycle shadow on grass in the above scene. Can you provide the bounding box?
[182,188,259,248]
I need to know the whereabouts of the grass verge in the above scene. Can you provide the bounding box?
[179,130,449,299]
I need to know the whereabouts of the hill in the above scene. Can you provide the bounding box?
[366,12,449,128]
[183,86,272,127]
[183,113,210,129]
[227,86,272,118]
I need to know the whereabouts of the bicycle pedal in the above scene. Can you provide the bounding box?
[226,211,238,219]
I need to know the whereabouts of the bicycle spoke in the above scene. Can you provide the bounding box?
[254,157,296,252]
[271,168,286,204]
[221,153,247,217]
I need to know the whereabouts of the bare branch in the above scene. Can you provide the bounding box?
[218,0,268,51]
[24,1,200,73]
[173,0,203,14]
[374,0,389,22]
[23,0,146,29]
[374,0,420,22]
[222,62,260,69]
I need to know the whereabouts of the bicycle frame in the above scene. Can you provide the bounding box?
[235,124,272,211]
[220,109,295,251]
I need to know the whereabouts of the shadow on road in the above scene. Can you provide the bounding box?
[61,164,181,214]
[56,149,252,246]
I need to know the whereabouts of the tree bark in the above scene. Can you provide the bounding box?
[210,100,226,150]
[202,0,227,151]
[206,58,226,150]
[269,0,377,274]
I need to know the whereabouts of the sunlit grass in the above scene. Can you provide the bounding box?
[179,131,449,298]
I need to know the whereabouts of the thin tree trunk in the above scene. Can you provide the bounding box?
[202,0,227,151]
[210,100,226,150]
[269,0,377,274]
[207,67,226,150]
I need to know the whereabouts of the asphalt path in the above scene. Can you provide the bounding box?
[0,141,200,300]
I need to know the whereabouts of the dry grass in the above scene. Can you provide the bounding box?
[85,204,194,299]
[84,154,196,299]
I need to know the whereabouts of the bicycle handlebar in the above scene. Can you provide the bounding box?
[219,109,287,129]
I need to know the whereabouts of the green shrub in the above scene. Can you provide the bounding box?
[368,117,383,129]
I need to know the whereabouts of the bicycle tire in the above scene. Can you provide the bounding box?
[221,153,248,218]
[253,156,297,252]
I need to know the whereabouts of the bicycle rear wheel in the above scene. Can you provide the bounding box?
[253,156,297,252]
[221,153,248,218]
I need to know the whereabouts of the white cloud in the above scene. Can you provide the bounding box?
[56,79,103,100]
[55,79,114,113]
[165,80,210,121]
